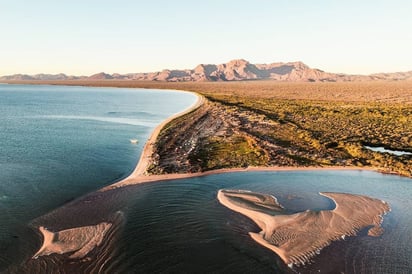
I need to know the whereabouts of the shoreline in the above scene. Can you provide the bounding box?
[5,82,393,189]
[27,84,405,265]
[88,87,385,190]
[102,165,379,191]
[130,92,205,177]
[3,81,411,180]
[5,82,386,189]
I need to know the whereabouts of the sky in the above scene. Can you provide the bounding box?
[1,0,411,75]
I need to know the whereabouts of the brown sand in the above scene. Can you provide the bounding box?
[217,190,390,267]
[33,222,112,259]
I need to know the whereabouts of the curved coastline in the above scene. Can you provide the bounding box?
[124,91,205,178]
[2,82,402,185]
[101,88,381,191]
[28,86,391,265]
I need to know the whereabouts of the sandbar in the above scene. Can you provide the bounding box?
[217,189,390,266]
[33,222,112,259]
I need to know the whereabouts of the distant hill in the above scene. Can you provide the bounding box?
[88,72,114,80]
[1,59,412,82]
[0,73,84,81]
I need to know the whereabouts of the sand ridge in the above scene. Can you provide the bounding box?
[218,190,390,267]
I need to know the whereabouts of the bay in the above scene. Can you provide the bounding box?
[0,84,197,269]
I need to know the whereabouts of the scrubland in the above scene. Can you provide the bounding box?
[6,80,412,177]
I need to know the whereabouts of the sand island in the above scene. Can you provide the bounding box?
[217,189,391,266]
[33,222,112,259]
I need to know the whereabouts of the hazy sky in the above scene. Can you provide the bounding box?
[1,0,411,75]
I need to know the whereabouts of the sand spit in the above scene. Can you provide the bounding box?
[33,222,112,259]
[101,92,377,191]
[103,165,376,191]
[217,190,390,267]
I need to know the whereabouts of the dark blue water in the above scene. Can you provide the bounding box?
[112,170,412,273]
[0,84,197,269]
[14,170,412,273]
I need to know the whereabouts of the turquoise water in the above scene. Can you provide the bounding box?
[1,84,412,273]
[0,84,197,269]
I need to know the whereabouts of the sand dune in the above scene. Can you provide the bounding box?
[218,190,390,266]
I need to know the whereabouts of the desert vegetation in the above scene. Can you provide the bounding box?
[5,80,412,177]
[132,81,411,177]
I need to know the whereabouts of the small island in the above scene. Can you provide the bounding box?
[217,190,391,266]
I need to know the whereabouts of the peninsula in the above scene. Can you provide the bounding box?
[2,60,411,178]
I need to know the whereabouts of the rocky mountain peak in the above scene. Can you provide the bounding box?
[227,59,250,67]
[1,59,411,82]
[88,72,114,80]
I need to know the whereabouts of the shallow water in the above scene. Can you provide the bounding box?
[116,171,412,273]
[0,84,197,270]
[9,170,412,273]
[364,145,412,156]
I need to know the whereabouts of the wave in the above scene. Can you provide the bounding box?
[39,115,158,127]
[106,111,160,118]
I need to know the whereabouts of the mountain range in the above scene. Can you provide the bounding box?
[1,59,412,82]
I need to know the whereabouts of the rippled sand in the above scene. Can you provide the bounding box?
[218,190,390,266]
[33,222,112,259]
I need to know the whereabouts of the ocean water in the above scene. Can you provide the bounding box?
[0,84,197,270]
[1,84,412,273]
